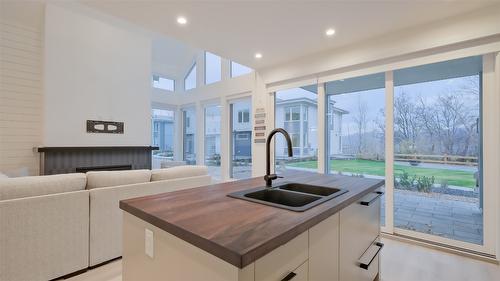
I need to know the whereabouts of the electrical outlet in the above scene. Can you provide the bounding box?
[145,228,154,258]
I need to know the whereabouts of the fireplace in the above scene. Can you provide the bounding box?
[37,146,158,175]
[75,164,132,173]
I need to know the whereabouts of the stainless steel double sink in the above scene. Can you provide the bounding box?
[227,183,348,212]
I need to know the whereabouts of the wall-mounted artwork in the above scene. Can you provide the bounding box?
[86,120,124,134]
[254,107,267,143]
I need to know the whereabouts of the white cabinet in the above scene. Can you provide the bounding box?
[309,213,340,281]
[122,189,382,281]
[289,261,308,281]
[339,190,382,281]
[255,231,308,281]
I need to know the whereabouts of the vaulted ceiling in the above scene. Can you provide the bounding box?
[80,0,498,70]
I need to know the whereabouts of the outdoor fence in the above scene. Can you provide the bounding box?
[394,153,478,166]
[325,153,478,167]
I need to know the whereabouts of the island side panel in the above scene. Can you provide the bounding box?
[122,212,252,281]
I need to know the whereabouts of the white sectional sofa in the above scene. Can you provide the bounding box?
[0,166,211,281]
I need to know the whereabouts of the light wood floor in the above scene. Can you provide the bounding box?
[66,238,499,281]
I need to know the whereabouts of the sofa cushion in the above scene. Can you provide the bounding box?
[151,165,208,182]
[0,173,87,200]
[0,172,8,179]
[86,169,152,189]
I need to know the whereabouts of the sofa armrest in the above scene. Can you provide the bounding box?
[0,190,90,281]
[88,175,211,266]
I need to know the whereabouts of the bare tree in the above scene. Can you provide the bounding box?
[394,92,420,152]
[417,93,478,156]
[353,96,368,154]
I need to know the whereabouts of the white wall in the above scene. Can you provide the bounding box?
[44,4,152,147]
[0,1,44,176]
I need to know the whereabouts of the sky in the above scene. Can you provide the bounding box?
[276,74,480,137]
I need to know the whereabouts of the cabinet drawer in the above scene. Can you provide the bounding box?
[282,261,308,281]
[340,190,381,254]
[255,231,308,281]
[339,190,382,281]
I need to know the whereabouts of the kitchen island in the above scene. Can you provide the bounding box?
[120,171,384,281]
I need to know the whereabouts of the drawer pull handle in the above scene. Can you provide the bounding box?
[281,272,297,281]
[360,191,384,206]
[358,242,384,270]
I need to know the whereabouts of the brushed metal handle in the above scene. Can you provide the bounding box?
[360,191,384,206]
[358,242,384,270]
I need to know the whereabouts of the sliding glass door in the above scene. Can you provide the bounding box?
[319,55,491,253]
[325,73,386,226]
[392,56,483,245]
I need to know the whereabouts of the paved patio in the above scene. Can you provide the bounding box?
[382,190,483,245]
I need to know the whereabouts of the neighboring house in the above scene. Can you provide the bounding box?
[327,101,348,157]
[152,109,175,156]
[275,97,348,159]
[231,102,252,159]
[205,106,221,159]
[183,108,197,163]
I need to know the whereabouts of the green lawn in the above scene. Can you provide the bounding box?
[287,159,476,188]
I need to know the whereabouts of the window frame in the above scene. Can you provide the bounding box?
[152,74,175,91]
[285,106,301,122]
[238,110,250,124]
[184,62,197,91]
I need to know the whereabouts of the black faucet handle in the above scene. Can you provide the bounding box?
[264,174,278,181]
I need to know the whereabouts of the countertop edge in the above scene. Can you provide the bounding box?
[119,200,245,268]
[120,178,385,268]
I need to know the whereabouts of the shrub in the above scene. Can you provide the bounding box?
[398,171,415,190]
[416,175,435,193]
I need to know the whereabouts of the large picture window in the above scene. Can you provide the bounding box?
[204,105,221,179]
[151,109,175,169]
[182,107,197,164]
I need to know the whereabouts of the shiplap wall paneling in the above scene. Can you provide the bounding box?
[0,20,43,176]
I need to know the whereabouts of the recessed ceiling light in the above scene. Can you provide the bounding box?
[177,16,187,25]
[326,28,336,36]
[255,53,262,59]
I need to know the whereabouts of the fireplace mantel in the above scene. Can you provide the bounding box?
[37,146,158,152]
[37,146,159,175]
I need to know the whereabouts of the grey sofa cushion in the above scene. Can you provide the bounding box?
[0,173,87,200]
[151,165,208,182]
[86,169,152,189]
